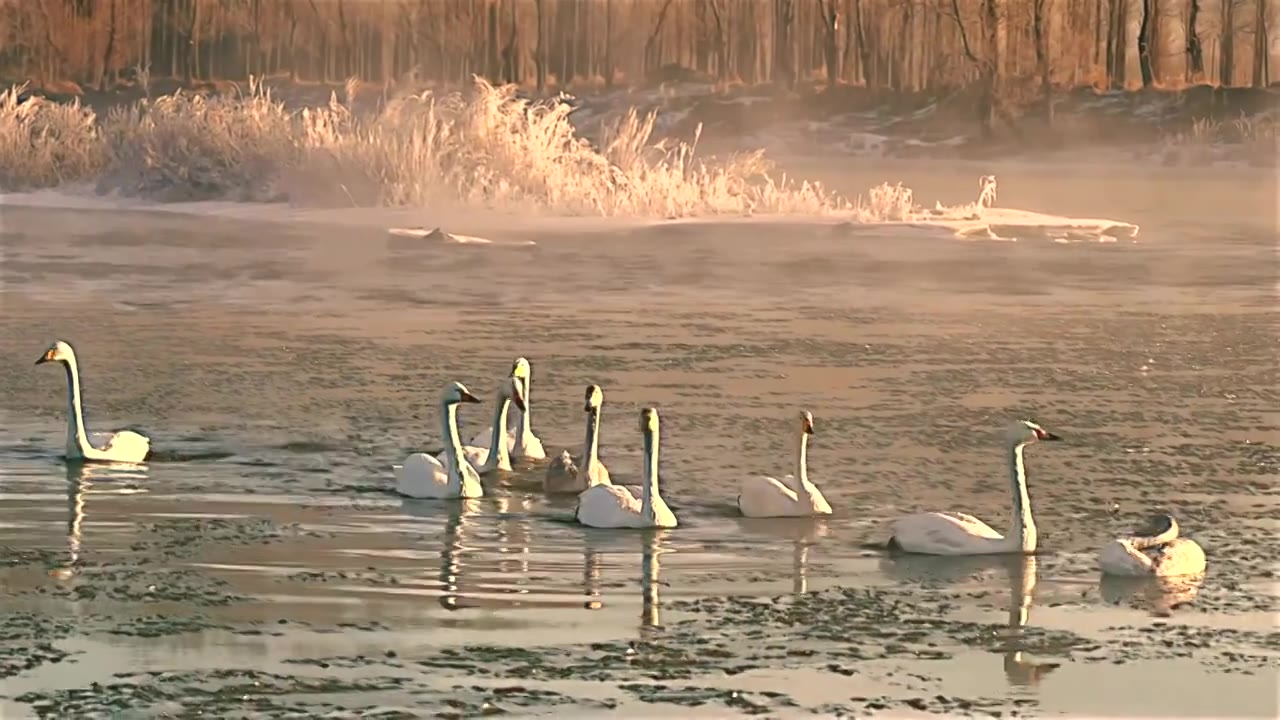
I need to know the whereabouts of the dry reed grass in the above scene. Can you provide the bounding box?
[1,76,940,219]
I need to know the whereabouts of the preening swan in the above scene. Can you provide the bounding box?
[545,384,613,493]
[468,357,546,460]
[737,410,832,517]
[575,407,678,529]
[1098,514,1206,578]
[440,374,526,474]
[393,382,484,499]
[35,340,151,464]
[886,419,1061,555]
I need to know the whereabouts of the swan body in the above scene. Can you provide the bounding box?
[738,410,832,517]
[440,374,525,474]
[576,407,677,529]
[545,384,613,493]
[35,341,151,464]
[468,357,545,460]
[1098,514,1207,578]
[887,420,1061,556]
[393,382,485,499]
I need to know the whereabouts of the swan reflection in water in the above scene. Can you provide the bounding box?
[415,493,609,613]
[736,516,831,596]
[880,553,1060,687]
[54,463,149,580]
[433,497,482,610]
[640,530,671,634]
[1098,572,1204,617]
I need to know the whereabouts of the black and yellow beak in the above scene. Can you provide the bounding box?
[35,349,55,365]
[459,389,481,404]
[803,416,815,435]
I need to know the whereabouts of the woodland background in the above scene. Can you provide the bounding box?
[1,0,1275,97]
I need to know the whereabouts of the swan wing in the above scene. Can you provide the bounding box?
[91,430,151,462]
[738,475,802,517]
[513,432,546,460]
[394,453,450,498]
[575,484,642,528]
[1153,538,1207,577]
[1097,538,1155,576]
[466,427,517,453]
[797,479,834,515]
[585,460,612,487]
[889,511,1005,555]
[438,445,490,472]
[648,493,679,528]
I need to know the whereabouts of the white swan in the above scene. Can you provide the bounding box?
[393,382,484,499]
[440,374,525,474]
[737,410,832,517]
[575,407,677,529]
[1098,514,1207,578]
[35,341,151,464]
[545,384,613,493]
[886,419,1061,555]
[467,357,546,460]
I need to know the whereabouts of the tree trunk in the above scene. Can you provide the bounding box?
[1033,0,1055,126]
[99,0,118,90]
[186,0,202,82]
[819,0,841,87]
[534,0,546,90]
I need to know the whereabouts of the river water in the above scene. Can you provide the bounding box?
[0,164,1276,718]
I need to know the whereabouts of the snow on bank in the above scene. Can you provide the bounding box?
[1,179,1139,246]
[836,207,1141,243]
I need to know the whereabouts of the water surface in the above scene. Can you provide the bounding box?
[1,171,1276,717]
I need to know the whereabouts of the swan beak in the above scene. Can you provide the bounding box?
[34,350,54,365]
[803,417,815,434]
[459,390,481,404]
[1040,431,1062,441]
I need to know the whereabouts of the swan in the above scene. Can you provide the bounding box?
[392,381,484,499]
[575,407,677,529]
[737,410,832,517]
[439,374,526,474]
[545,384,613,493]
[886,419,1061,555]
[467,357,546,460]
[1098,514,1207,578]
[35,341,151,464]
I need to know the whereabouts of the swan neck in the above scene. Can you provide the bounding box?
[583,407,601,472]
[1131,519,1178,550]
[488,393,511,468]
[518,376,532,435]
[795,430,809,487]
[62,357,90,455]
[441,401,465,484]
[641,429,659,519]
[1008,443,1036,552]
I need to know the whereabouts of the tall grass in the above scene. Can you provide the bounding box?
[1,77,887,217]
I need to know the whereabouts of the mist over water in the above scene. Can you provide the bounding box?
[0,160,1276,718]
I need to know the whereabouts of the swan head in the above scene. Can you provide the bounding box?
[35,340,76,365]
[442,381,482,406]
[510,357,531,383]
[639,407,660,436]
[504,374,527,412]
[584,384,604,412]
[799,410,814,435]
[1133,513,1179,542]
[1007,419,1061,446]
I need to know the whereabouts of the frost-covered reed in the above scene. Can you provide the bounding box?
[1,77,942,219]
